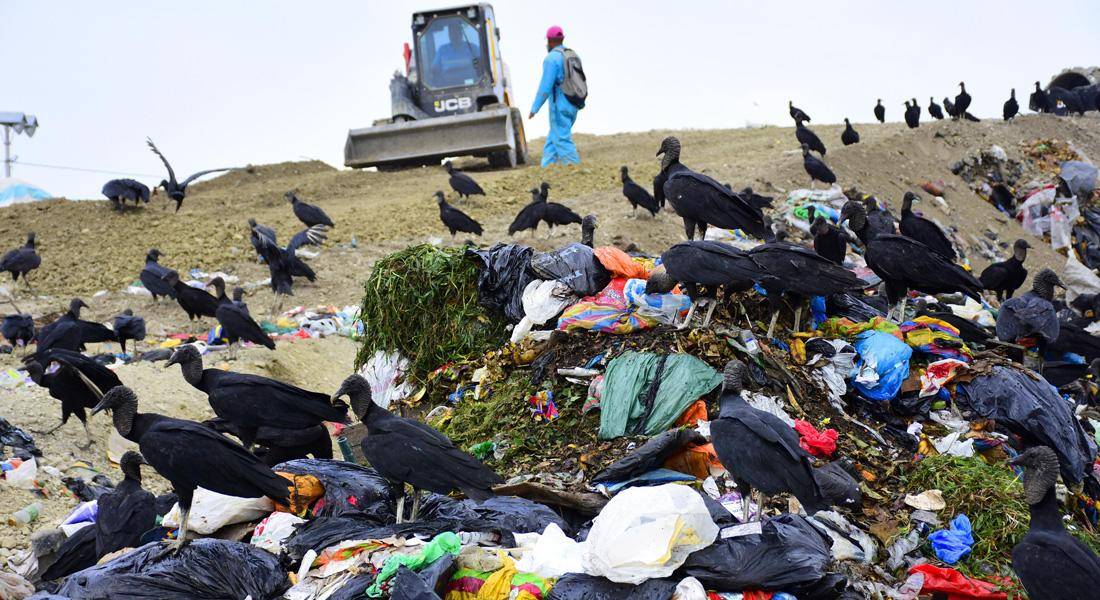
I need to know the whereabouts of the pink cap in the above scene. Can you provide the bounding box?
[546,25,564,39]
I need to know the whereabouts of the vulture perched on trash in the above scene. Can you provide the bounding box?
[801,144,837,188]
[444,161,485,200]
[1010,446,1100,600]
[646,240,764,328]
[1004,89,1020,121]
[810,208,850,266]
[789,101,811,124]
[620,166,659,217]
[101,179,150,210]
[286,191,335,229]
[139,249,177,300]
[980,239,1031,301]
[899,192,956,261]
[435,191,483,238]
[656,136,766,240]
[537,182,583,232]
[840,119,859,146]
[795,121,827,155]
[333,374,504,522]
[146,137,233,212]
[112,309,146,355]
[995,269,1063,357]
[94,451,157,557]
[1,313,34,353]
[208,277,275,353]
[710,360,826,521]
[1,232,41,292]
[91,386,290,555]
[873,99,885,123]
[928,97,945,120]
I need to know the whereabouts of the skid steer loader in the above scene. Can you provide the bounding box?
[344,4,529,170]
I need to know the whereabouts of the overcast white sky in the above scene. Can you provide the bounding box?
[3,0,1097,198]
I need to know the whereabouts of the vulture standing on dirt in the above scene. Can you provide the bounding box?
[232,287,250,316]
[788,101,811,124]
[1009,447,1100,599]
[980,239,1031,301]
[25,348,122,446]
[840,119,860,146]
[94,451,157,557]
[620,166,659,217]
[113,309,146,355]
[954,82,972,119]
[749,241,867,336]
[509,187,544,236]
[91,386,291,555]
[286,191,335,229]
[444,161,485,200]
[795,121,826,155]
[841,200,982,320]
[996,269,1063,358]
[1,232,41,293]
[928,97,945,120]
[537,182,583,233]
[2,313,34,353]
[147,138,233,212]
[656,136,766,240]
[899,192,956,260]
[810,209,850,266]
[434,191,483,238]
[165,271,219,321]
[710,360,826,521]
[37,298,115,353]
[208,277,275,353]
[333,374,503,523]
[943,97,957,118]
[250,222,294,312]
[139,248,176,300]
[873,99,885,123]
[801,143,837,188]
[646,240,763,328]
[903,100,920,129]
[1004,88,1020,121]
[1030,81,1053,114]
[166,345,345,450]
[101,179,150,211]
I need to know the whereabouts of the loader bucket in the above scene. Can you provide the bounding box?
[344,106,517,169]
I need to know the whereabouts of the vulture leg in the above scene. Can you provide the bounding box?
[740,488,752,523]
[34,420,66,436]
[409,487,422,522]
[755,490,767,520]
[896,296,908,322]
[157,506,192,558]
[79,422,94,449]
[22,275,36,297]
[676,301,698,331]
[793,305,803,333]
[766,311,780,339]
[395,494,406,525]
[683,219,696,241]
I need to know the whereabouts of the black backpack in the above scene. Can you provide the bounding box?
[555,47,587,109]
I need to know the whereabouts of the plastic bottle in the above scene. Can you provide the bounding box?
[740,329,761,355]
[336,436,355,463]
[8,502,42,525]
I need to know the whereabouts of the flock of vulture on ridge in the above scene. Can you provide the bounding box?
[4,86,1100,595]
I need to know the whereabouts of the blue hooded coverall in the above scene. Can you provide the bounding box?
[530,48,580,166]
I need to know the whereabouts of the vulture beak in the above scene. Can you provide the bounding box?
[90,398,109,416]
[331,383,348,403]
[164,352,181,369]
[1006,454,1024,466]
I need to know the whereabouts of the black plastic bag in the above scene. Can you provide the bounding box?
[891,391,931,417]
[813,461,862,509]
[826,293,886,322]
[958,365,1095,484]
[0,416,41,457]
[466,243,535,323]
[390,554,454,600]
[418,493,480,522]
[327,572,375,600]
[529,243,611,297]
[419,493,568,536]
[592,428,707,484]
[285,516,503,563]
[547,573,678,600]
[57,539,289,600]
[274,458,398,518]
[676,513,833,593]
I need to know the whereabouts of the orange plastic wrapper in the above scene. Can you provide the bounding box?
[594,246,651,280]
[274,472,325,515]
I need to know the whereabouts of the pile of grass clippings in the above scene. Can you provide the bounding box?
[355,244,507,380]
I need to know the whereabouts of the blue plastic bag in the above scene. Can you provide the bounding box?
[929,514,973,564]
[851,330,912,401]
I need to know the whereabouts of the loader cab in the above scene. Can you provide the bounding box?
[411,4,507,117]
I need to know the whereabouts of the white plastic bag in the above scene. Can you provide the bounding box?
[250,511,305,554]
[359,350,413,410]
[511,279,575,343]
[582,484,718,584]
[162,487,275,535]
[673,576,708,600]
[107,428,141,464]
[1063,253,1100,306]
[5,457,37,490]
[514,522,585,578]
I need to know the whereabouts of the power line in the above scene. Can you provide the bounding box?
[14,160,162,178]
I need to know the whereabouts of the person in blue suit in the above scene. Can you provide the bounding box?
[529,25,580,166]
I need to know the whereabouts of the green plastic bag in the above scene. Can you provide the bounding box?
[598,352,721,439]
[366,531,462,597]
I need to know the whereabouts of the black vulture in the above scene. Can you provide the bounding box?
[739,187,774,210]
[90,386,291,554]
[849,195,899,245]
[39,521,98,581]
[840,119,859,146]
[2,313,34,354]
[537,182,583,233]
[710,360,826,521]
[208,277,275,354]
[989,182,1017,214]
[247,218,278,253]
[232,287,250,317]
[248,219,319,288]
[943,97,957,118]
[164,271,219,321]
[203,418,333,467]
[286,191,335,228]
[810,210,850,266]
[813,459,862,509]
[146,138,232,212]
[166,345,345,450]
[841,200,982,320]
[996,269,1063,359]
[657,137,766,240]
[435,191,483,238]
[1,232,41,293]
[101,179,150,211]
[899,191,956,260]
[873,99,885,123]
[646,240,764,328]
[288,224,328,251]
[903,100,919,129]
[910,98,922,127]
[928,97,945,120]
[795,121,826,156]
[789,101,811,124]
[580,215,598,248]
[620,166,659,217]
[980,239,1031,301]
[250,222,295,315]
[748,241,867,336]
[509,188,544,236]
[1050,321,1100,363]
[1004,88,1020,121]
[333,374,503,522]
[1030,81,1053,114]
[24,348,122,445]
[139,249,177,300]
[652,171,667,208]
[954,82,972,119]
[1048,86,1086,116]
[1009,447,1100,598]
[113,309,146,355]
[444,161,485,200]
[94,451,157,557]
[801,143,837,188]
[37,298,115,353]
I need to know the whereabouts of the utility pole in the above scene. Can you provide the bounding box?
[3,125,12,178]
[0,113,39,178]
